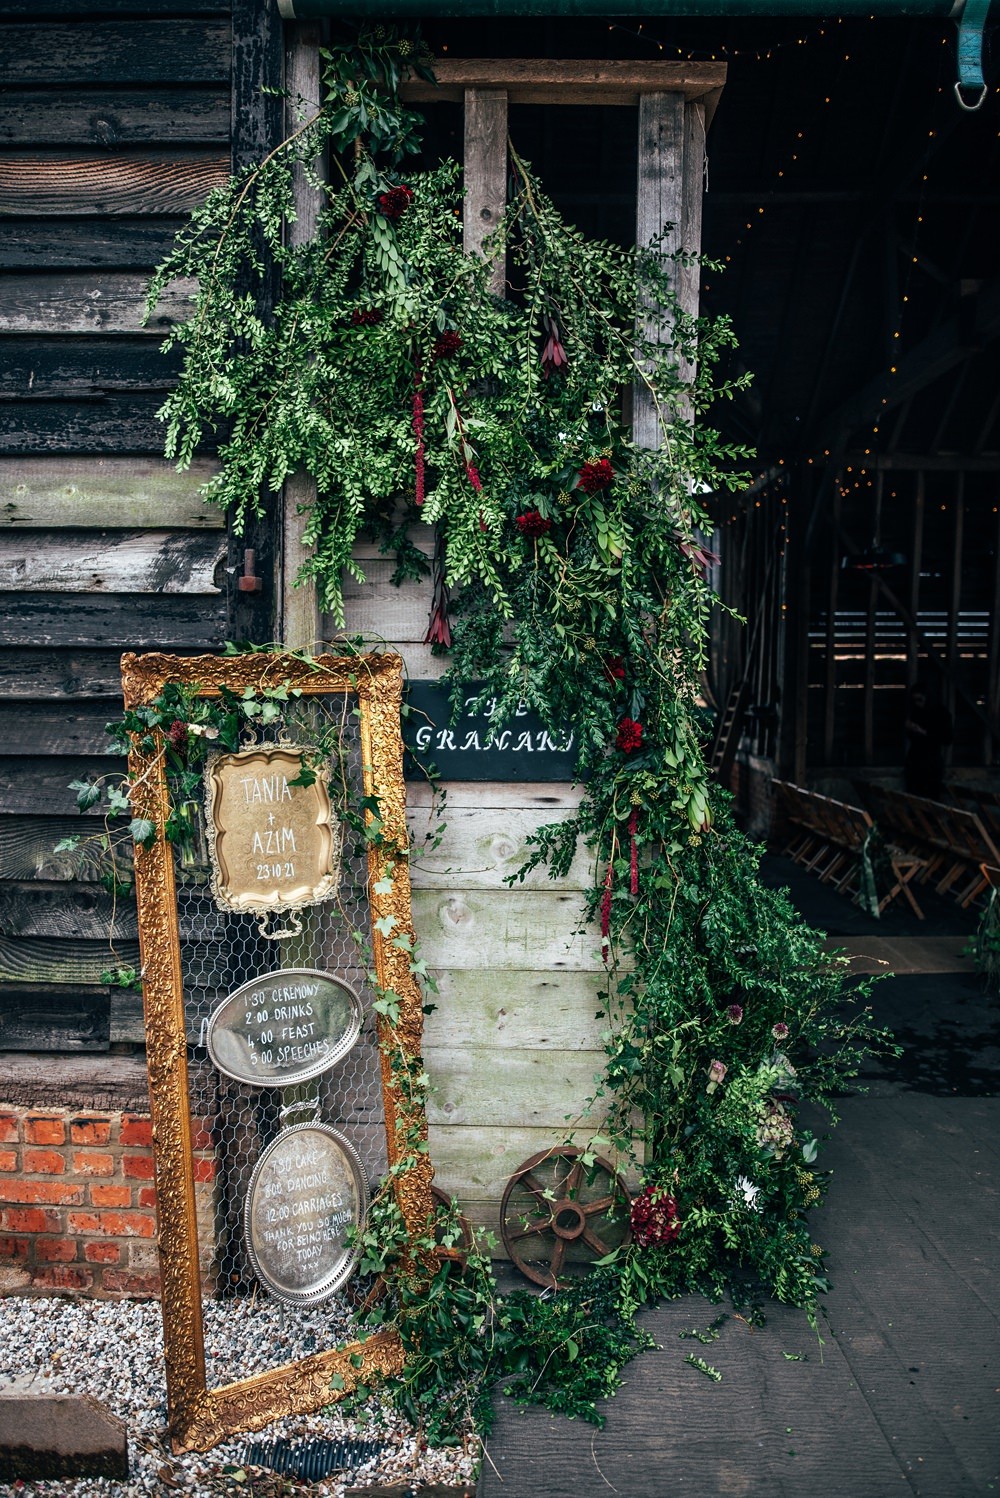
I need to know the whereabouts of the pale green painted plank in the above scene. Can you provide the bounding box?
[0,457,222,529]
[412,888,604,972]
[408,807,594,892]
[423,969,609,1051]
[424,1044,608,1130]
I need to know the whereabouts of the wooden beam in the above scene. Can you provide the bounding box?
[906,470,924,692]
[463,89,507,298]
[0,531,225,594]
[402,58,725,108]
[279,21,324,654]
[0,457,222,529]
[0,88,231,147]
[0,21,231,87]
[0,152,229,216]
[0,273,194,335]
[986,501,1000,762]
[822,484,842,764]
[945,474,965,725]
[634,92,707,449]
[228,0,283,649]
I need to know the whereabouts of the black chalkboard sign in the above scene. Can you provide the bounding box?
[402,681,578,782]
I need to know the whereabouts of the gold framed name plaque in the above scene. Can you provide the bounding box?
[204,745,341,927]
[121,650,432,1454]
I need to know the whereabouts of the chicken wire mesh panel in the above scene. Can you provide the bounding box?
[173,702,387,1387]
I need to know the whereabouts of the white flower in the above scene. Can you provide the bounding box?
[733,1175,762,1212]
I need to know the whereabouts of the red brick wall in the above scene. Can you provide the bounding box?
[0,1107,216,1297]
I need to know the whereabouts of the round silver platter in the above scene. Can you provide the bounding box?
[244,1122,369,1306]
[205,968,364,1088]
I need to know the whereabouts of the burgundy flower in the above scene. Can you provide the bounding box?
[377,184,414,220]
[166,720,189,754]
[603,655,626,684]
[578,458,614,493]
[726,1004,744,1026]
[433,330,462,359]
[516,510,551,538]
[630,1184,681,1248]
[772,1022,790,1041]
[351,307,384,327]
[615,717,643,754]
[541,316,567,379]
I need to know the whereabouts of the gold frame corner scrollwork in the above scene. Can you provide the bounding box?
[121,650,432,1454]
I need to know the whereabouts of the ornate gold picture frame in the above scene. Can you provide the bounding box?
[121,651,432,1453]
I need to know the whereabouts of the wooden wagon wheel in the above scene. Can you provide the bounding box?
[500,1147,631,1289]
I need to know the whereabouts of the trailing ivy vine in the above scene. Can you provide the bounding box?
[127,25,897,1445]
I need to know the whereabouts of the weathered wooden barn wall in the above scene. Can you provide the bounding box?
[0,11,712,1251]
[0,1,282,1056]
[338,555,610,1237]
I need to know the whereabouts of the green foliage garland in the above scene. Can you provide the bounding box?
[141,27,895,1442]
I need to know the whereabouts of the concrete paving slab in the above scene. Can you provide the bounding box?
[0,1389,128,1480]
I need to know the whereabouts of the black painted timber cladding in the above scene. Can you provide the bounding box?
[0,2,282,1052]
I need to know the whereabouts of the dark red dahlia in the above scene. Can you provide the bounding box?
[433,330,462,359]
[630,1185,681,1248]
[516,510,552,538]
[351,307,384,327]
[603,654,626,684]
[577,458,614,493]
[377,184,414,220]
[616,717,643,754]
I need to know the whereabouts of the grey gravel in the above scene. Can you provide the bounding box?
[0,1296,479,1497]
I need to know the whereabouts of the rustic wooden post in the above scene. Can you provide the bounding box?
[986,498,1000,762]
[634,93,705,448]
[463,88,508,296]
[280,21,324,653]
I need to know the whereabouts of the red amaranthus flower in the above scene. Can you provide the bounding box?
[465,461,483,494]
[433,330,462,359]
[516,510,551,538]
[351,307,383,327]
[412,381,425,507]
[578,457,614,493]
[616,717,643,754]
[377,184,414,219]
[630,1185,681,1248]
